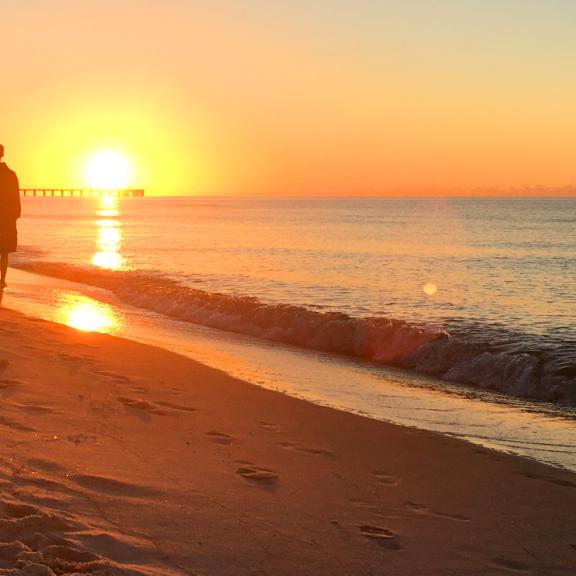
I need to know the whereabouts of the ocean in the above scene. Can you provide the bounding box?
[5,196,576,470]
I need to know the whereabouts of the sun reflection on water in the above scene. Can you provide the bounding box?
[55,292,119,333]
[91,196,126,270]
[98,209,119,218]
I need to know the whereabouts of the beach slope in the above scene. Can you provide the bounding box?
[0,308,574,575]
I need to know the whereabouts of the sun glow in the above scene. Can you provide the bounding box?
[85,150,133,190]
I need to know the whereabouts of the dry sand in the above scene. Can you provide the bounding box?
[0,307,574,575]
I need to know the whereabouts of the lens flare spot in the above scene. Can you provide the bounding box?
[423,282,438,296]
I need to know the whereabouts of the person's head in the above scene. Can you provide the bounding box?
[0,145,4,160]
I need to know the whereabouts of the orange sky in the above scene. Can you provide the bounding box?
[2,1,576,196]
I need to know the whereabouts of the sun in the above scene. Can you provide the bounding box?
[85,150,132,190]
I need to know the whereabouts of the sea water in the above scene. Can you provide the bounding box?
[4,196,576,469]
[14,197,576,400]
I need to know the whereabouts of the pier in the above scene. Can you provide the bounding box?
[20,188,145,198]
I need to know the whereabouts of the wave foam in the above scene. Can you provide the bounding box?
[14,261,576,406]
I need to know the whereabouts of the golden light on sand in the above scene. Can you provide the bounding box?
[423,282,438,296]
[56,293,118,333]
[85,150,132,190]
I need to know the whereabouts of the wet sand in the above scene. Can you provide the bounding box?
[0,307,574,575]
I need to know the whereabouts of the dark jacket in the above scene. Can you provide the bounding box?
[0,162,21,222]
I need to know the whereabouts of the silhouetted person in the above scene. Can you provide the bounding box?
[0,144,21,289]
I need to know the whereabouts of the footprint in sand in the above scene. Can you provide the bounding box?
[206,431,233,445]
[59,352,94,362]
[0,325,17,335]
[0,415,37,433]
[26,458,66,474]
[0,378,21,384]
[118,397,158,410]
[156,401,197,413]
[67,433,97,446]
[58,352,94,369]
[359,525,402,549]
[118,397,169,416]
[118,397,196,418]
[92,369,131,385]
[236,465,279,486]
[276,441,333,456]
[15,403,55,415]
[259,421,280,433]
[404,500,470,522]
[349,498,379,510]
[373,471,399,486]
[74,530,160,565]
[276,441,296,449]
[70,474,162,498]
[522,472,576,489]
[297,446,333,456]
[0,379,23,399]
[488,557,532,573]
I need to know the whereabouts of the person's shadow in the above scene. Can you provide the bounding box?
[0,288,4,305]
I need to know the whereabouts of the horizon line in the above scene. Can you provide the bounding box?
[21,193,576,199]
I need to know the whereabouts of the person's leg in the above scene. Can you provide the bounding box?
[0,251,8,288]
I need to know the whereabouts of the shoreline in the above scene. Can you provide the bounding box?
[0,307,575,574]
[5,265,576,474]
[11,258,576,410]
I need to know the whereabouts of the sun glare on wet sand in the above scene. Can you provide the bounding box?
[56,292,119,333]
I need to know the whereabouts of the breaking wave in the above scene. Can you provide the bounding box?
[13,261,576,406]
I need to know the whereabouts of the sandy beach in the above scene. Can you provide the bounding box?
[0,307,574,575]
[4,0,576,573]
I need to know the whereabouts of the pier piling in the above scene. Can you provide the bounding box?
[19,188,145,198]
